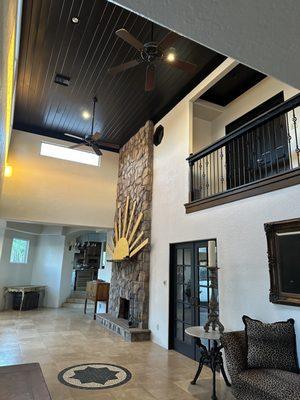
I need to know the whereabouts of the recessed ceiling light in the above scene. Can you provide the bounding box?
[72,17,79,24]
[82,110,91,120]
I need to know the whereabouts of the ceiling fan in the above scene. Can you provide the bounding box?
[108,24,198,91]
[64,97,119,155]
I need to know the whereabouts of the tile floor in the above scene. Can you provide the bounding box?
[0,307,234,400]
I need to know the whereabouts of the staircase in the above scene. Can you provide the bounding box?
[62,291,94,310]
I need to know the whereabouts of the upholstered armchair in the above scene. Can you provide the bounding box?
[221,331,300,400]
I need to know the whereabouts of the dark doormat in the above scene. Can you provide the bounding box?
[0,363,52,399]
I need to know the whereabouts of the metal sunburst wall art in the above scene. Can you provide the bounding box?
[107,196,149,262]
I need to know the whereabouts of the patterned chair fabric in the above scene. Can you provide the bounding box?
[221,331,300,400]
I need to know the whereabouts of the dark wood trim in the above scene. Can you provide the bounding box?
[187,93,300,163]
[265,218,300,307]
[185,168,300,213]
[168,244,175,350]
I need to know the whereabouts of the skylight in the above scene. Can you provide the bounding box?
[40,142,100,166]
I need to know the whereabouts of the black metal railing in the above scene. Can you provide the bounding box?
[188,93,300,202]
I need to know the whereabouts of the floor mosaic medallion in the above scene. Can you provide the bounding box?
[58,363,132,390]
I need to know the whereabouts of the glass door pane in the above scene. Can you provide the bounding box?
[195,240,218,327]
[173,245,195,359]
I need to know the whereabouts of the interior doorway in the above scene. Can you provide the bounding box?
[169,239,217,360]
[72,236,102,292]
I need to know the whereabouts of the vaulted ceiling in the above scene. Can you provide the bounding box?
[13,0,265,152]
[13,0,226,151]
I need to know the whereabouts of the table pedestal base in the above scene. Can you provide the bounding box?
[191,339,231,400]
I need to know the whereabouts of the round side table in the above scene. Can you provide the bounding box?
[185,326,231,400]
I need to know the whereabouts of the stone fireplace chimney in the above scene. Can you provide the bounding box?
[108,121,153,330]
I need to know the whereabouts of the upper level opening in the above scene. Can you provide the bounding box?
[188,75,300,213]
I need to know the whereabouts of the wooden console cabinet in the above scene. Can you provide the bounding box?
[84,281,110,319]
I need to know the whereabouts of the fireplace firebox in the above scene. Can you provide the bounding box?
[118,297,130,320]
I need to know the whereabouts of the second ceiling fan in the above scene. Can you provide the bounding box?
[108,25,198,92]
[64,97,119,155]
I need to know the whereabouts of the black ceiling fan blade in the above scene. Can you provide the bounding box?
[93,137,120,151]
[145,64,155,92]
[69,143,84,149]
[108,59,141,75]
[116,28,144,51]
[159,31,179,51]
[64,132,83,140]
[91,143,103,156]
[166,58,198,75]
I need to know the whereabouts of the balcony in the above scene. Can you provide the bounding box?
[185,93,300,213]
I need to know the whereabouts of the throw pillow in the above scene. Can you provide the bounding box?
[242,315,298,372]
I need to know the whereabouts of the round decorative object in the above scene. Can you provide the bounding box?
[153,125,164,146]
[57,363,132,390]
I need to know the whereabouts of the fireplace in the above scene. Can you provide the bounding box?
[104,122,153,334]
[118,297,130,319]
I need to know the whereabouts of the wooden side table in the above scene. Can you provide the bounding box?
[185,326,231,400]
[84,281,110,320]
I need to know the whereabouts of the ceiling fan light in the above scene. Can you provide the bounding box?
[81,110,91,120]
[166,48,176,62]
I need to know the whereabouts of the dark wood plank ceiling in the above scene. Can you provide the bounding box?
[200,64,266,106]
[13,0,226,150]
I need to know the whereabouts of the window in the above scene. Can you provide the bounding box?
[102,251,106,267]
[40,142,100,166]
[10,238,30,264]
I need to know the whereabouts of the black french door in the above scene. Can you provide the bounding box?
[169,240,217,360]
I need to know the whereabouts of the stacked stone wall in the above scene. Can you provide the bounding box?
[108,121,153,329]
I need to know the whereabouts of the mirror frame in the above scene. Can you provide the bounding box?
[265,218,300,307]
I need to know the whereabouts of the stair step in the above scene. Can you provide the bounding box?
[70,291,86,299]
[65,298,86,304]
[62,302,94,310]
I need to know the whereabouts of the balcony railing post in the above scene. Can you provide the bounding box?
[189,157,194,202]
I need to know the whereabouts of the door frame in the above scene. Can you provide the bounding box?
[168,238,217,352]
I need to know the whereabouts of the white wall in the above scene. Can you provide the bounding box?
[98,229,114,283]
[31,227,65,308]
[149,72,300,351]
[0,130,119,228]
[0,0,22,190]
[59,243,75,305]
[192,112,212,153]
[0,228,37,309]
